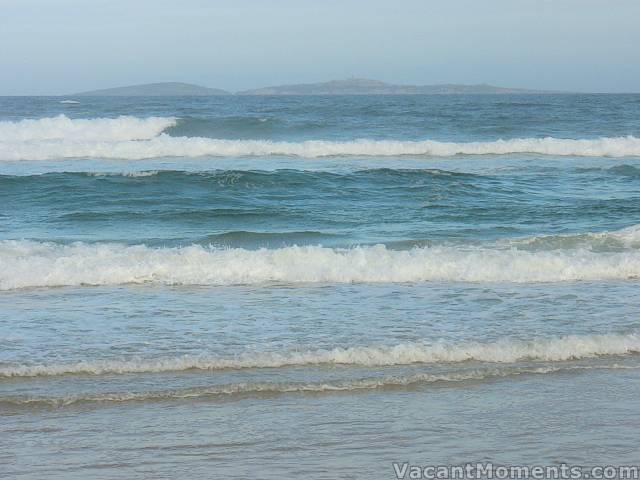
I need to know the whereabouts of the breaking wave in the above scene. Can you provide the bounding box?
[507,223,640,250]
[1,230,639,290]
[1,115,640,160]
[2,333,639,378]
[0,115,175,142]
[86,170,160,177]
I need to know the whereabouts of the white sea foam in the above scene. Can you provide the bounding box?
[0,370,559,405]
[508,223,640,250]
[0,115,175,142]
[1,333,639,378]
[1,115,639,160]
[2,365,638,406]
[87,170,160,177]
[1,236,639,290]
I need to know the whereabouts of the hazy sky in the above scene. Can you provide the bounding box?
[1,0,639,95]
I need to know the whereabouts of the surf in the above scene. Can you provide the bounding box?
[2,115,640,160]
[0,114,176,142]
[1,228,640,289]
[2,332,639,378]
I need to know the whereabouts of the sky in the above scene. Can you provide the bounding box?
[1,0,639,95]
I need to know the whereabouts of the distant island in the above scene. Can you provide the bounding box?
[74,82,230,96]
[68,79,557,96]
[236,78,555,95]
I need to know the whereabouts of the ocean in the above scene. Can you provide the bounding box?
[1,94,640,478]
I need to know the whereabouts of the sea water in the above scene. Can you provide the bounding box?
[1,94,640,478]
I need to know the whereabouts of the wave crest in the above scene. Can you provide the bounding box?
[1,116,640,160]
[1,233,639,290]
[0,114,176,142]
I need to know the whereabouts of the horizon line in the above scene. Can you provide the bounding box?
[2,78,638,96]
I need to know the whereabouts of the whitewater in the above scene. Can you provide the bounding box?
[2,115,640,160]
[3,332,639,378]
[1,231,640,290]
[2,94,640,474]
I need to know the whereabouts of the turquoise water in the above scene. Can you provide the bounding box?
[1,95,640,478]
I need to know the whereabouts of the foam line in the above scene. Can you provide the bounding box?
[1,238,639,290]
[2,332,639,377]
[1,116,640,160]
[2,364,636,406]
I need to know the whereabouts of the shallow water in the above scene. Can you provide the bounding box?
[1,94,640,478]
